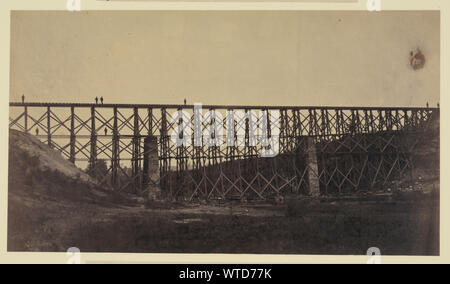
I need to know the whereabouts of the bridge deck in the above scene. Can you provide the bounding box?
[10,102,437,111]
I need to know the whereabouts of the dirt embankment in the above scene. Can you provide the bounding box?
[8,129,138,251]
[9,130,97,186]
[7,129,122,203]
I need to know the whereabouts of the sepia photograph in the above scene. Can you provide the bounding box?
[7,10,440,257]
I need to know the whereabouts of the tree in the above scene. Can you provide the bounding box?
[86,159,108,181]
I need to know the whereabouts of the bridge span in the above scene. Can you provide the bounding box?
[9,102,439,201]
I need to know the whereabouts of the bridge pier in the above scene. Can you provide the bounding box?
[143,136,161,200]
[306,137,320,197]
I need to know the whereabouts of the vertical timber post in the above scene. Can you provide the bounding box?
[161,108,170,198]
[306,137,320,197]
[47,107,52,147]
[24,106,28,133]
[70,106,76,164]
[336,109,341,136]
[112,107,119,190]
[148,108,153,136]
[133,107,141,195]
[308,109,314,136]
[90,106,97,174]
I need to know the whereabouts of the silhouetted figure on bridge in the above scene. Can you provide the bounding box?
[95,97,99,104]
[104,128,108,136]
[22,95,25,104]
[426,102,429,108]
[35,128,39,136]
[101,97,104,105]
[184,98,187,105]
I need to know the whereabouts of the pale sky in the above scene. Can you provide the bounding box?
[10,11,440,108]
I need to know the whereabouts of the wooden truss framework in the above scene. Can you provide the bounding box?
[9,102,438,200]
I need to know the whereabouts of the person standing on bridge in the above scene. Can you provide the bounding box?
[104,127,108,136]
[22,94,25,104]
[95,97,99,104]
[35,128,39,136]
[101,97,104,105]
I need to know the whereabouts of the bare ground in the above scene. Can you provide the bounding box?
[8,184,439,255]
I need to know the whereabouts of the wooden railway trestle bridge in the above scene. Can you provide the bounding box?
[9,102,439,201]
